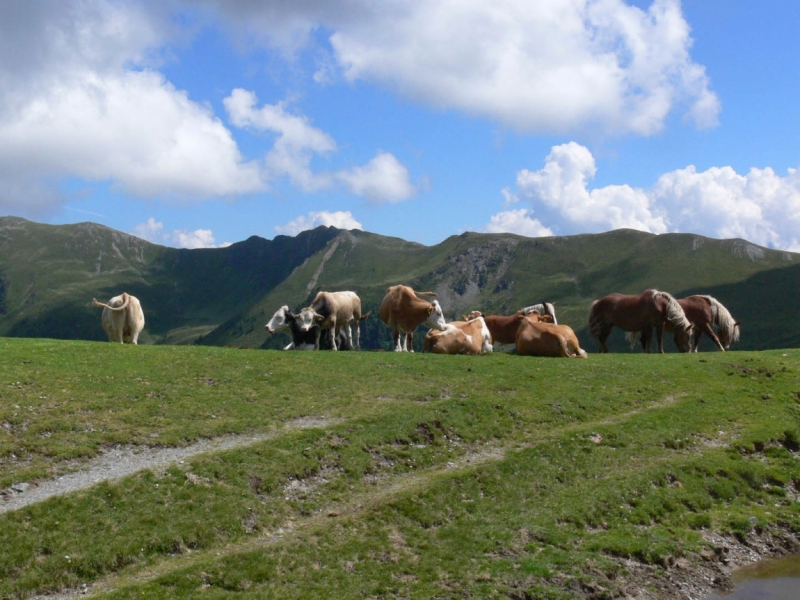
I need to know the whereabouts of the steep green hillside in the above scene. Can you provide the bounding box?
[210,228,800,352]
[1,217,798,351]
[0,217,338,344]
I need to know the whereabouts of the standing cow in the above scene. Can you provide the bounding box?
[293,291,366,351]
[264,305,350,350]
[92,292,145,344]
[379,285,447,352]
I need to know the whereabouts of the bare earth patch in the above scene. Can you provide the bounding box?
[0,416,334,515]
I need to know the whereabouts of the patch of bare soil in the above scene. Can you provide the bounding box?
[0,416,334,515]
[558,528,800,600]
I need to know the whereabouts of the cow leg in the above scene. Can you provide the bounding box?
[406,332,414,352]
[392,331,402,352]
[314,327,322,350]
[352,320,360,351]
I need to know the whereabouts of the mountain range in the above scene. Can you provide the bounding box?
[1,216,798,351]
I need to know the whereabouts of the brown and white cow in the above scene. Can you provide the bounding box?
[423,317,493,355]
[92,292,145,344]
[294,291,366,351]
[515,312,587,358]
[379,285,447,352]
[464,310,527,345]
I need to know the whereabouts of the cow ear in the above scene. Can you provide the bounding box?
[313,311,325,322]
[427,305,435,316]
[542,315,553,323]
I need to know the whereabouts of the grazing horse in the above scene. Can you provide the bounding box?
[666,295,740,351]
[588,289,693,353]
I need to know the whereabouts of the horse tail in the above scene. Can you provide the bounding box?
[625,331,640,348]
[588,300,604,340]
[658,291,692,331]
[702,295,740,344]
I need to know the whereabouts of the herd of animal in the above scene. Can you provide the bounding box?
[92,285,740,357]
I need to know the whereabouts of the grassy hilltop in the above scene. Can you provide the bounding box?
[2,216,800,351]
[1,338,800,598]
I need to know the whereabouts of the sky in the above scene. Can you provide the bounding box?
[1,1,800,251]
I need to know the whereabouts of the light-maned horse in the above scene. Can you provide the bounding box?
[521,302,557,325]
[589,289,693,353]
[667,295,740,351]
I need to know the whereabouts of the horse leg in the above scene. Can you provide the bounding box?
[655,325,665,353]
[598,325,612,353]
[640,329,651,353]
[701,323,724,351]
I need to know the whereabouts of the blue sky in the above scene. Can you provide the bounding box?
[1,1,799,251]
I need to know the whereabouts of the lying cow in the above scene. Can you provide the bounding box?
[423,317,492,355]
[92,292,145,344]
[515,312,587,358]
[264,305,350,350]
[379,285,447,352]
[464,310,527,345]
[294,291,366,351]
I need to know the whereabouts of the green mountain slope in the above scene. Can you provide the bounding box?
[1,217,798,351]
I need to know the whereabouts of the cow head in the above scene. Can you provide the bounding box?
[295,307,326,332]
[425,300,447,331]
[463,310,483,321]
[265,305,291,334]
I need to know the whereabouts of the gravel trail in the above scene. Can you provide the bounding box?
[0,417,334,515]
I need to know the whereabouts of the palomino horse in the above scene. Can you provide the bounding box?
[589,289,693,353]
[521,302,557,324]
[665,295,740,351]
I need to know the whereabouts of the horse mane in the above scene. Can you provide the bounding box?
[653,290,692,331]
[697,295,740,344]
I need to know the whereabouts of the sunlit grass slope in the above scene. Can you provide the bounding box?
[1,338,799,598]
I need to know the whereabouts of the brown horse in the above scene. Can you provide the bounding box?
[664,295,740,351]
[589,289,693,353]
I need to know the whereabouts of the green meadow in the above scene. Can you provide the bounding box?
[1,338,800,598]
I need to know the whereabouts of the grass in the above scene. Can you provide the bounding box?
[1,338,800,598]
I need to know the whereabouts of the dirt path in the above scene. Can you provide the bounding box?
[1,416,334,515]
[18,400,800,599]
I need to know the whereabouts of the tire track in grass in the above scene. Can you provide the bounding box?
[1,416,337,515]
[42,395,693,598]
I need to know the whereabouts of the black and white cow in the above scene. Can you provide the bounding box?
[265,305,350,350]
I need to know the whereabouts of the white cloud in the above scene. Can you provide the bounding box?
[131,218,226,249]
[507,143,800,250]
[0,2,264,216]
[225,89,415,203]
[513,142,668,233]
[275,210,363,236]
[328,0,716,135]
[337,151,416,204]
[483,209,554,238]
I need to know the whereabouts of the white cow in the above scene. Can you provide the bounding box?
[92,292,145,344]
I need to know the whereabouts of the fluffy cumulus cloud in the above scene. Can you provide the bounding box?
[132,218,230,249]
[275,210,363,236]
[224,89,415,203]
[0,2,265,215]
[337,152,416,204]
[0,1,417,218]
[483,209,554,238]
[199,0,718,135]
[496,143,800,250]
